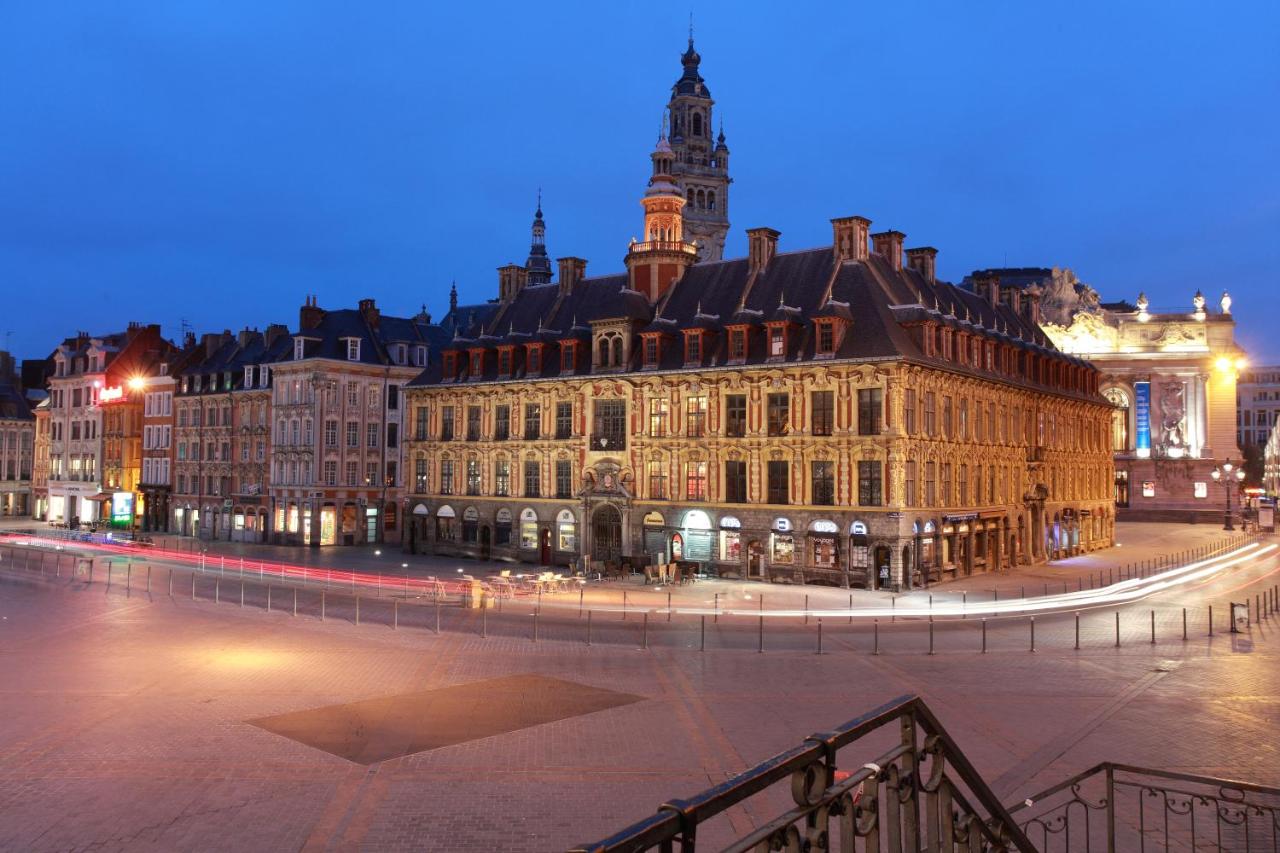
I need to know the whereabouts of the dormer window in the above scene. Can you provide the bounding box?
[561,341,577,374]
[815,321,836,356]
[259,365,269,387]
[498,347,513,378]
[468,349,484,377]
[442,351,457,381]
[244,366,254,387]
[727,327,747,363]
[684,330,703,365]
[642,335,660,368]
[767,324,787,359]
[394,344,407,365]
[294,339,306,361]
[415,345,427,367]
[346,338,361,361]
[527,344,543,376]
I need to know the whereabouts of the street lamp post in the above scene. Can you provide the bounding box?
[1210,460,1247,531]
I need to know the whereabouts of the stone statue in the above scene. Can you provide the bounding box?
[1220,291,1232,314]
[1158,381,1187,455]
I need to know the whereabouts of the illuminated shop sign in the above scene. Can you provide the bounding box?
[99,386,126,403]
[110,492,134,525]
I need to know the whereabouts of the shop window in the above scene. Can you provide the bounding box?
[556,509,577,552]
[495,508,512,545]
[519,509,539,549]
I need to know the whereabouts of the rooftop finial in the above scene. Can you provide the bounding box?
[689,11,694,44]
[536,186,542,217]
[449,280,458,313]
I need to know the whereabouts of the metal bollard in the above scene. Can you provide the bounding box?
[961,591,966,618]
[981,618,987,653]
[642,612,648,649]
[1150,610,1155,644]
[1115,611,1120,647]
[168,570,173,597]
[355,596,360,625]
[700,613,705,651]
[533,608,539,643]
[587,610,593,646]
[321,590,325,620]
[668,592,672,623]
[579,585,584,617]
[817,619,823,655]
[758,606,764,654]
[240,580,244,607]
[1030,617,1036,653]
[1208,604,1213,636]
[215,578,220,604]
[435,598,440,634]
[928,621,935,655]
[873,619,880,655]
[848,593,853,625]
[193,573,197,599]
[714,592,720,623]
[1075,612,1080,650]
[892,596,896,622]
[293,587,297,617]
[1182,607,1187,641]
[393,599,398,630]
[481,602,487,638]
[146,565,151,593]
[267,585,272,612]
[622,590,628,621]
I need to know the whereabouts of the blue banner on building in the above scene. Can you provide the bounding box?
[1134,381,1151,454]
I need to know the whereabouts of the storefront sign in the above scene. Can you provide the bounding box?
[1134,381,1151,456]
[99,386,126,403]
[110,492,134,526]
[944,512,978,522]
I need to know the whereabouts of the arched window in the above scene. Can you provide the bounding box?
[707,191,716,211]
[611,336,623,366]
[696,189,706,209]
[598,338,608,366]
[1103,388,1130,452]
[686,188,695,205]
[692,112,703,137]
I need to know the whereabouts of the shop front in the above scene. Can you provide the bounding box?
[678,510,714,564]
[642,511,667,563]
[717,515,742,574]
[806,519,840,583]
[849,521,871,588]
[769,517,796,577]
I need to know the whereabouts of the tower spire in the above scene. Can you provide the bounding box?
[525,189,552,285]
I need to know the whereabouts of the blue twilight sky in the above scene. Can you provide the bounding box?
[2,1,1278,364]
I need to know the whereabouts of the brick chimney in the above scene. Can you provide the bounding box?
[973,272,1000,308]
[831,216,871,262]
[871,231,906,271]
[1022,284,1042,326]
[358,298,380,330]
[746,227,781,274]
[299,295,323,331]
[202,331,231,358]
[1001,285,1022,317]
[237,327,259,349]
[557,257,587,295]
[264,324,289,348]
[498,264,527,302]
[905,247,937,284]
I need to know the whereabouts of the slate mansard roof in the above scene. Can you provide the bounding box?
[411,240,1095,399]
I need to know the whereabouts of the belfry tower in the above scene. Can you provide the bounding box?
[524,192,553,285]
[625,135,697,302]
[664,34,731,262]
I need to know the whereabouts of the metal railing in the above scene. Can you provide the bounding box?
[1009,763,1280,851]
[571,694,1034,852]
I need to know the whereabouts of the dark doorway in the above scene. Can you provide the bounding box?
[539,528,552,565]
[874,545,891,590]
[747,540,764,577]
[480,526,491,560]
[592,504,622,563]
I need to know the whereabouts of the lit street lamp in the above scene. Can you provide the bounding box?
[1210,460,1246,531]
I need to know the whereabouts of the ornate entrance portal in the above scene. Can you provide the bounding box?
[592,504,622,563]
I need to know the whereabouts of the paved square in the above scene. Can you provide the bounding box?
[249,674,645,764]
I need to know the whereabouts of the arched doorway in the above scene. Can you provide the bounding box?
[746,540,764,578]
[480,526,491,560]
[592,504,622,564]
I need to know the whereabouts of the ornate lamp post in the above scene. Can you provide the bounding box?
[1210,460,1246,531]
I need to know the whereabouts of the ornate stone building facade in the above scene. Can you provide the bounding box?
[402,147,1114,588]
[1006,275,1246,522]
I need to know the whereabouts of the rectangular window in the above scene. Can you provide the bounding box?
[561,343,575,373]
[958,464,969,505]
[415,458,428,492]
[466,459,481,495]
[555,460,572,498]
[439,460,454,494]
[494,405,510,441]
[725,460,747,503]
[367,423,379,448]
[555,402,572,439]
[527,346,541,374]
[643,336,658,367]
[592,399,627,450]
[728,328,746,361]
[387,384,398,411]
[816,322,834,355]
[811,391,834,436]
[524,404,541,440]
[923,392,937,437]
[523,460,540,496]
[367,462,378,486]
[685,461,707,501]
[858,461,883,506]
[387,422,398,449]
[769,326,785,357]
[441,407,455,441]
[767,460,789,504]
[904,388,917,434]
[498,349,511,377]
[323,461,337,486]
[925,461,936,506]
[347,460,360,488]
[686,395,707,437]
[767,393,789,436]
[494,460,510,496]
[940,462,952,506]
[685,332,701,364]
[726,394,747,437]
[905,460,917,506]
[324,420,337,447]
[647,460,667,499]
[466,406,481,441]
[811,461,834,505]
[414,407,429,440]
[649,398,669,436]
[942,396,953,439]
[857,388,883,435]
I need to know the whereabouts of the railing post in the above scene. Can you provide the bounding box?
[293,587,297,617]
[758,595,765,654]
[874,619,880,655]
[1075,611,1080,650]
[816,618,823,655]
[587,610,593,646]
[1105,764,1117,852]
[1115,611,1120,647]
[981,618,987,654]
[1182,607,1187,640]
[1150,610,1155,644]
[1030,616,1035,653]
[1208,604,1213,636]
[700,613,705,652]
[642,611,648,650]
